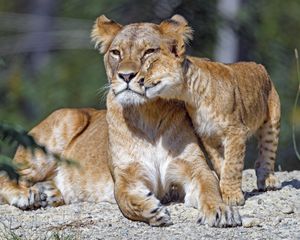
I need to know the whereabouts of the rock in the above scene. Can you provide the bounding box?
[242,217,261,228]
[272,217,283,226]
[10,223,21,230]
[280,205,294,214]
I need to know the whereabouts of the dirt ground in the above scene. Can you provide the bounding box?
[0,169,300,240]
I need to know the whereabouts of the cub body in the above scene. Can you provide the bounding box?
[142,39,281,206]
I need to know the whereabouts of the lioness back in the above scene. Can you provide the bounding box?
[0,108,115,209]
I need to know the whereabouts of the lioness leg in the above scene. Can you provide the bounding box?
[114,164,172,227]
[220,131,246,206]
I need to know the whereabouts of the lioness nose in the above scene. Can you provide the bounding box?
[118,72,137,82]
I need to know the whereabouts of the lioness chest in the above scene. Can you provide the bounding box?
[119,136,179,200]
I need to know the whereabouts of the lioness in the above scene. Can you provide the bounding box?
[91,15,240,226]
[139,16,281,206]
[0,15,241,227]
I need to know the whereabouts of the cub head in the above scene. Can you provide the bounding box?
[91,14,192,106]
[141,46,185,100]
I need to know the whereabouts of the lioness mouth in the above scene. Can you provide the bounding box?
[115,88,145,97]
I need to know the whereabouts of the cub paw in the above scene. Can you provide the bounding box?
[221,188,245,206]
[148,206,172,227]
[11,187,47,210]
[198,203,241,228]
[257,174,281,191]
[32,181,64,207]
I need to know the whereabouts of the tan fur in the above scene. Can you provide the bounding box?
[0,108,115,209]
[142,40,281,206]
[92,15,241,226]
[0,15,242,227]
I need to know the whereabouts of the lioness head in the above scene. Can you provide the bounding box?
[91,14,192,105]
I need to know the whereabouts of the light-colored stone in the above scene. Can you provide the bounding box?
[280,205,294,214]
[242,217,261,228]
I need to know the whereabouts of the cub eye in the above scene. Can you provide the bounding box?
[110,49,121,56]
[144,48,156,56]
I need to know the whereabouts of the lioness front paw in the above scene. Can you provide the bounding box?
[148,206,172,227]
[32,181,64,207]
[11,187,47,210]
[198,203,241,227]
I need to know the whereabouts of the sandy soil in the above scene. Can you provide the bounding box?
[0,169,299,240]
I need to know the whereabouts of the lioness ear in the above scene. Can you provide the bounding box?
[91,15,123,53]
[159,14,193,59]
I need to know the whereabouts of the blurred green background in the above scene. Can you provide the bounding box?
[0,0,300,170]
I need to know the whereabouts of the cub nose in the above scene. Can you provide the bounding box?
[118,72,137,82]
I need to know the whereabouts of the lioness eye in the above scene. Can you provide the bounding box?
[111,49,120,56]
[144,48,156,56]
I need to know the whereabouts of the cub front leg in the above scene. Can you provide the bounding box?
[114,165,172,227]
[201,138,223,177]
[220,132,246,206]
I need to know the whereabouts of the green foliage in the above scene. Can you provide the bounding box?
[0,123,78,181]
[0,0,299,169]
[293,49,300,160]
[0,224,22,240]
[0,123,46,181]
[0,123,46,154]
[0,154,19,181]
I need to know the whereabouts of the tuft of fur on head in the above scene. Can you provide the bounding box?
[159,15,193,60]
[160,14,193,43]
[91,15,123,53]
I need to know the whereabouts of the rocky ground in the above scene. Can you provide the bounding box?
[0,169,300,240]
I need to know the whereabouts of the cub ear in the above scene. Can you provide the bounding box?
[91,15,122,53]
[159,14,193,59]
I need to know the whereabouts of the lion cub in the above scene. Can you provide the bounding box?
[140,18,281,206]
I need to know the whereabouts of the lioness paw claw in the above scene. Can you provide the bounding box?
[11,188,46,210]
[148,206,172,227]
[198,203,241,227]
[32,181,64,207]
